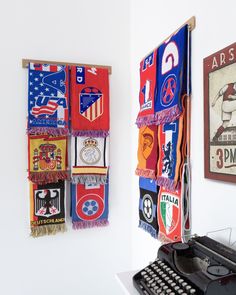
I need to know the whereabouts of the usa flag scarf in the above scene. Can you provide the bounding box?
[71,136,109,184]
[71,182,109,229]
[28,135,69,184]
[27,63,69,136]
[70,66,110,137]
[139,177,159,239]
[30,180,66,237]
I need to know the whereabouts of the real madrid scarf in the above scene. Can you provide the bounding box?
[71,136,109,184]
[28,135,69,184]
[27,63,69,136]
[139,177,159,239]
[30,180,66,237]
[135,125,158,179]
[70,66,110,137]
[71,182,109,229]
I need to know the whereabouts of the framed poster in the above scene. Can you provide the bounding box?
[204,42,236,182]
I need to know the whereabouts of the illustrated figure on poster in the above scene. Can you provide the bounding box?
[211,82,236,142]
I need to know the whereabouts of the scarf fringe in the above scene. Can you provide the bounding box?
[156,176,180,192]
[72,130,109,138]
[139,220,157,239]
[27,127,69,136]
[31,223,66,238]
[72,175,107,185]
[136,114,156,128]
[135,168,156,179]
[72,219,109,230]
[29,171,70,184]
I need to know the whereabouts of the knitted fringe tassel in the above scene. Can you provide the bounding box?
[31,223,67,238]
[72,130,109,138]
[73,219,109,230]
[136,114,156,128]
[27,127,69,136]
[72,175,108,185]
[139,220,157,239]
[156,176,180,192]
[135,168,156,179]
[29,171,70,184]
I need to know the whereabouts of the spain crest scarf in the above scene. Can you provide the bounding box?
[27,63,69,136]
[28,135,69,184]
[30,180,66,237]
[135,125,158,179]
[71,136,109,184]
[139,177,159,239]
[70,66,110,137]
[71,182,109,229]
[136,50,158,128]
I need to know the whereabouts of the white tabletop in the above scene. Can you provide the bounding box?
[116,271,140,295]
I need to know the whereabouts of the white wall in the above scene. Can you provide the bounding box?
[130,0,236,270]
[0,1,132,295]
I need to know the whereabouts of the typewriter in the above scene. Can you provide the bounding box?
[133,236,236,295]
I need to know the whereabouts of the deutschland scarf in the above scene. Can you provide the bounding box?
[71,182,109,229]
[30,180,66,237]
[27,63,69,136]
[139,177,159,239]
[70,66,110,137]
[28,135,69,184]
[135,125,158,179]
[71,136,109,184]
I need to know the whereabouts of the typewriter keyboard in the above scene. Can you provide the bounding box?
[137,258,197,295]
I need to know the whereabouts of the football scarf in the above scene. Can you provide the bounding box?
[70,66,110,137]
[136,50,158,128]
[71,136,109,184]
[71,182,109,229]
[30,180,66,237]
[139,177,159,239]
[135,125,158,179]
[155,25,189,125]
[27,63,69,136]
[28,135,69,184]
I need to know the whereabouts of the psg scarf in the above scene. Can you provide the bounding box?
[135,125,158,179]
[139,177,159,239]
[71,182,109,229]
[71,66,110,137]
[28,135,69,184]
[30,180,66,237]
[71,136,109,184]
[27,63,69,136]
[136,50,158,128]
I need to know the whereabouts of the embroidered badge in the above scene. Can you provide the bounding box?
[79,138,101,165]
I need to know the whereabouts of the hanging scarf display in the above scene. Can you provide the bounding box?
[136,50,158,128]
[70,66,110,137]
[139,177,159,239]
[30,180,66,237]
[71,182,109,229]
[135,125,158,179]
[71,136,109,184]
[28,135,69,184]
[27,63,69,136]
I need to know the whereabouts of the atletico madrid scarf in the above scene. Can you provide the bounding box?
[135,125,158,179]
[70,66,110,137]
[28,135,69,184]
[30,180,66,237]
[71,136,109,184]
[139,177,159,239]
[71,182,109,229]
[27,63,69,136]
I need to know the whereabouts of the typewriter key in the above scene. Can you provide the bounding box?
[182,282,187,287]
[174,286,180,291]
[179,279,184,284]
[141,271,146,275]
[190,289,196,294]
[177,290,184,294]
[185,285,191,291]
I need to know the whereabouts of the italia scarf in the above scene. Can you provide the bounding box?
[139,177,159,239]
[135,125,158,179]
[71,136,109,184]
[71,182,109,229]
[27,63,69,136]
[28,135,69,184]
[30,180,66,237]
[70,66,110,137]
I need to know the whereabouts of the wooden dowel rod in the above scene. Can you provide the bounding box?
[22,58,112,74]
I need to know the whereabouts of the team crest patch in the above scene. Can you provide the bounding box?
[35,188,60,217]
[141,127,154,160]
[79,138,101,165]
[160,74,177,107]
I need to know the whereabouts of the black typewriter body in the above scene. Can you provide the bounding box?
[133,236,236,295]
